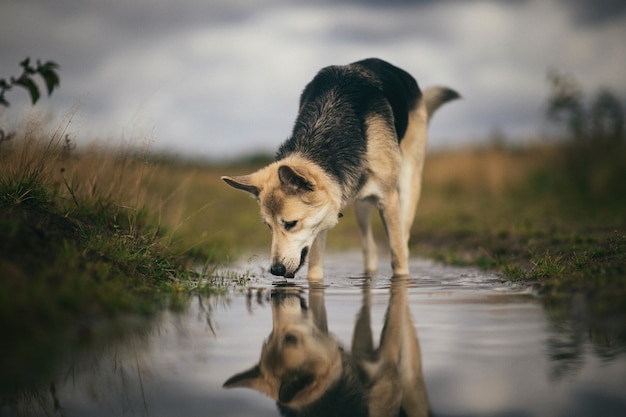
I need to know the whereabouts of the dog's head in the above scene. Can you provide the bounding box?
[222,160,341,278]
[223,289,342,408]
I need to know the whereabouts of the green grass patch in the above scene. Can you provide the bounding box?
[0,125,249,395]
[410,144,626,327]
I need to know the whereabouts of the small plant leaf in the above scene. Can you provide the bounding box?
[38,60,59,71]
[14,74,40,104]
[38,64,60,95]
[19,57,30,69]
[19,57,36,75]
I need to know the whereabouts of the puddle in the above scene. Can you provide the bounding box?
[3,255,626,416]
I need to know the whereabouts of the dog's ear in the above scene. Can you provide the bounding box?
[223,364,274,397]
[278,165,315,193]
[221,175,260,197]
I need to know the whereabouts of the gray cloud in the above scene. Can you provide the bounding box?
[1,0,625,159]
[558,0,626,25]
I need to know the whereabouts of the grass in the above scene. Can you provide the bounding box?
[0,119,247,394]
[140,142,626,328]
[125,142,626,313]
[411,143,626,325]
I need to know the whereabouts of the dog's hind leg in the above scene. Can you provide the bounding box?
[352,279,375,361]
[355,200,378,275]
[307,230,327,281]
[398,103,429,243]
[379,190,409,276]
[399,87,460,242]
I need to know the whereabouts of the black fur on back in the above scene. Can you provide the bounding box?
[275,58,421,200]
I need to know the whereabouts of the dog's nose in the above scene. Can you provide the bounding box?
[270,263,286,276]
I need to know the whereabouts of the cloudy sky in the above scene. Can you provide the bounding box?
[1,0,625,159]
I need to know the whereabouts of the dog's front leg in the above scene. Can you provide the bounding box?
[307,230,327,281]
[379,190,409,276]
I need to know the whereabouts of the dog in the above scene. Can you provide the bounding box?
[223,278,429,417]
[222,58,459,279]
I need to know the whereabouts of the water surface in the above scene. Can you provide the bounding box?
[4,254,626,416]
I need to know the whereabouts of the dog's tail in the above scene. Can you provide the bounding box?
[423,86,461,121]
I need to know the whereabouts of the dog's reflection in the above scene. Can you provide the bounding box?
[224,279,429,417]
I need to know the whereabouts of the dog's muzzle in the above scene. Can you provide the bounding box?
[270,247,309,278]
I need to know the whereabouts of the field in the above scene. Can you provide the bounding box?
[156,143,626,310]
[3,126,625,297]
[135,143,626,336]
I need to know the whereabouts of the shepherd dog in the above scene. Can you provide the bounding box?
[222,58,459,280]
[223,279,429,417]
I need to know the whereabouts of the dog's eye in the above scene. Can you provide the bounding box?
[284,332,299,346]
[284,220,297,231]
